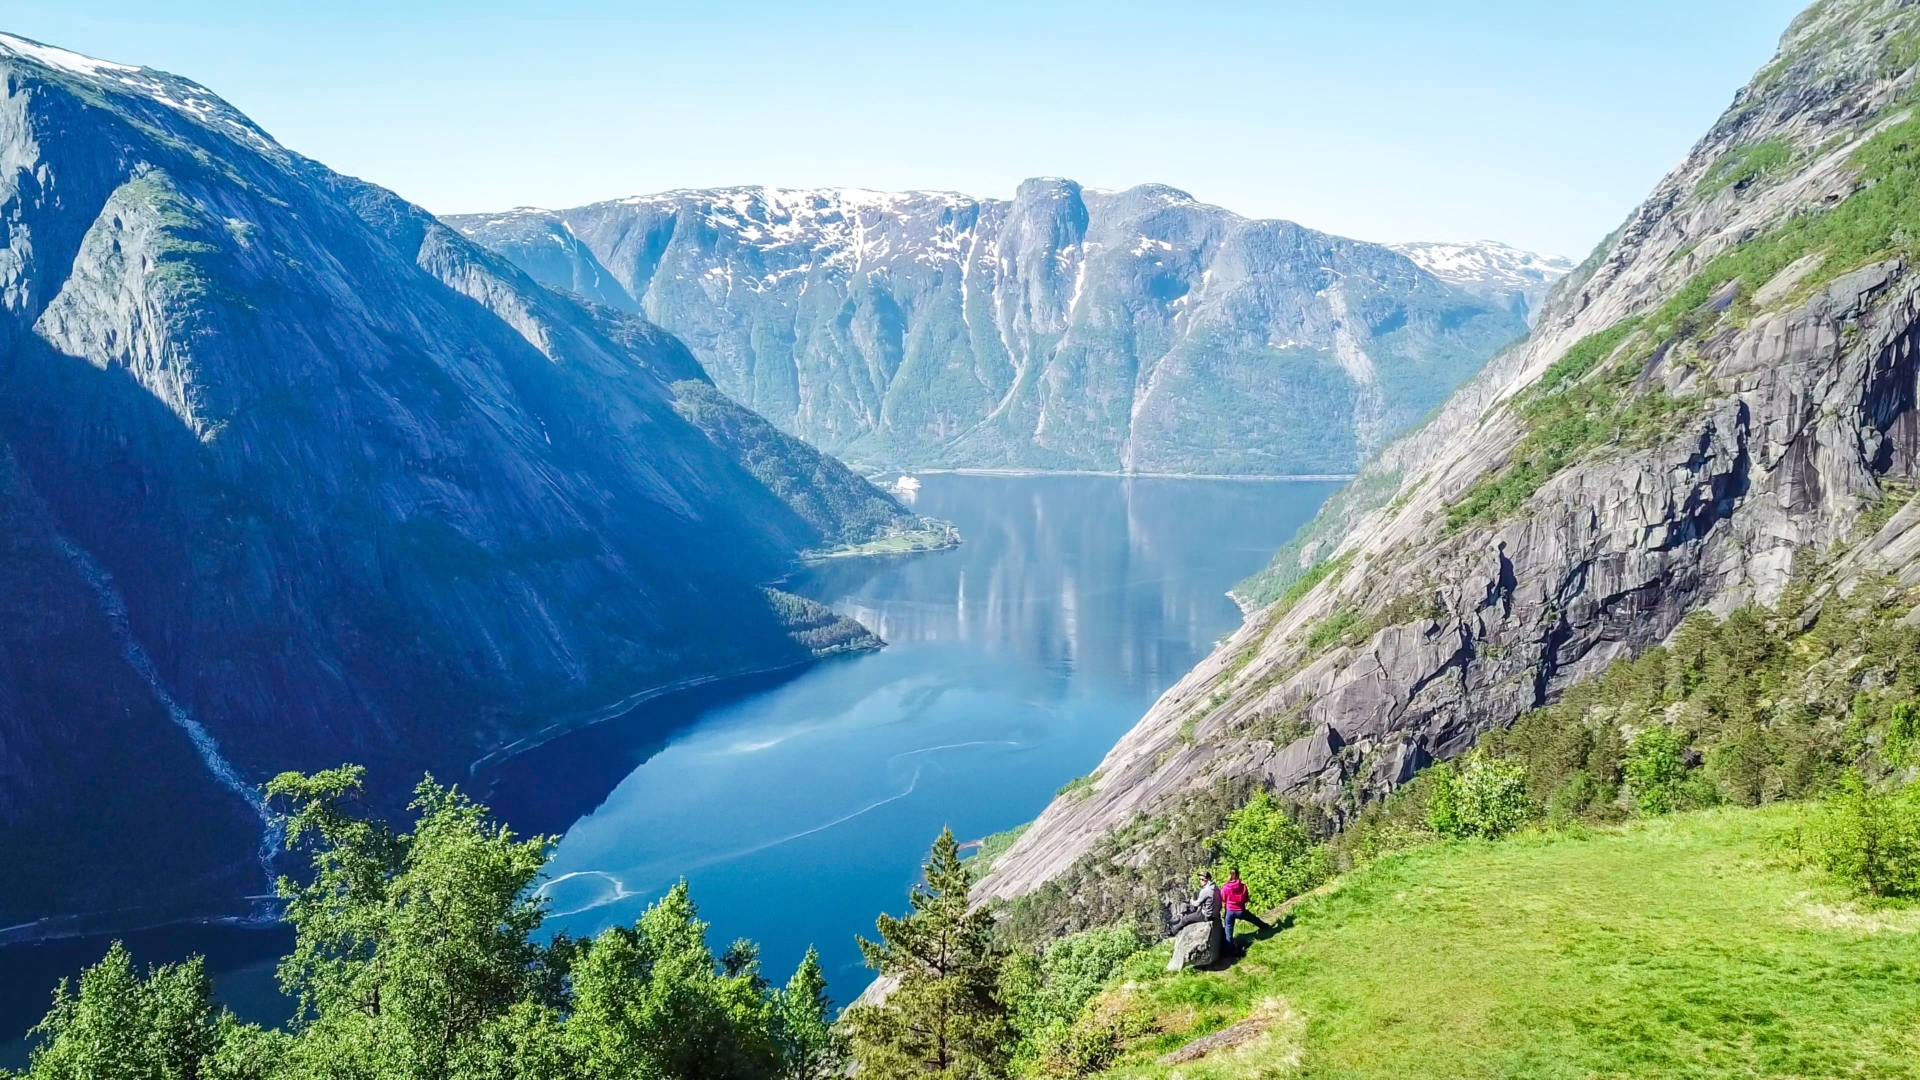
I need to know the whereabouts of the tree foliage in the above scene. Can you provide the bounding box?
[7,768,839,1080]
[1799,769,1920,898]
[1427,752,1531,839]
[844,829,1011,1080]
[1205,792,1328,909]
[1000,924,1141,1077]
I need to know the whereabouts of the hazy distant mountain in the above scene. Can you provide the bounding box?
[1387,240,1576,324]
[0,32,903,932]
[451,186,1563,475]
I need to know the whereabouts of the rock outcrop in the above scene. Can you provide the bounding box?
[978,0,1920,906]
[450,192,1558,475]
[1165,919,1226,972]
[0,32,895,933]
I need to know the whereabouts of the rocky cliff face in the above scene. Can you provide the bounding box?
[978,0,1920,908]
[449,191,1558,475]
[0,33,896,932]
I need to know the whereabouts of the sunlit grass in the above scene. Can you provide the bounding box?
[1100,806,1920,1079]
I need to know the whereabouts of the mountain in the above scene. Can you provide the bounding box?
[1387,240,1575,324]
[0,32,908,934]
[448,188,1561,475]
[976,0,1920,916]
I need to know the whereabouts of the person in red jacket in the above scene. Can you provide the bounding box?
[1220,867,1269,952]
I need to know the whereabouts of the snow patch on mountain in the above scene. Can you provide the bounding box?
[1388,240,1575,322]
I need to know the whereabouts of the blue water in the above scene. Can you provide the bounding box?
[492,473,1338,1001]
[0,472,1336,1058]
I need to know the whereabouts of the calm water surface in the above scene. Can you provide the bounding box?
[492,474,1338,1000]
[0,473,1335,1057]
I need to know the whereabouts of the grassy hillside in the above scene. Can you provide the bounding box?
[1086,806,1920,1079]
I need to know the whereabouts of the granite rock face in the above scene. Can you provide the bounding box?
[978,0,1920,905]
[450,191,1555,474]
[0,33,895,932]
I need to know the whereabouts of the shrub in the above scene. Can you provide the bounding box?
[1004,924,1144,1076]
[1801,770,1920,898]
[1429,753,1531,839]
[1888,700,1920,769]
[1208,793,1330,910]
[1623,726,1687,815]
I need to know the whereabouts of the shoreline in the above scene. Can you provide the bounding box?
[472,530,955,773]
[464,656,830,778]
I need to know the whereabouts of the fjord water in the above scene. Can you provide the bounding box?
[485,474,1338,1000]
[0,473,1334,1057]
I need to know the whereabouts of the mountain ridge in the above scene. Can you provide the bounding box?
[449,185,1562,475]
[0,31,908,934]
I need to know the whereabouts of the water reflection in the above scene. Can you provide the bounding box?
[0,474,1337,1058]
[522,474,1338,1000]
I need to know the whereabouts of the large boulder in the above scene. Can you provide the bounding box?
[1166,919,1225,972]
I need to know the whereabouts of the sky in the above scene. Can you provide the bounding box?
[1,1,1810,258]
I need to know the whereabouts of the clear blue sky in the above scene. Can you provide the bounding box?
[3,0,1809,257]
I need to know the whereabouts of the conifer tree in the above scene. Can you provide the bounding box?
[845,828,1011,1080]
[775,947,847,1080]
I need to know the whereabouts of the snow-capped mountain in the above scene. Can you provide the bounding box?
[451,185,1552,475]
[1387,240,1576,324]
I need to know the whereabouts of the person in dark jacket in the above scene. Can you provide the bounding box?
[1169,871,1221,933]
[1220,867,1270,951]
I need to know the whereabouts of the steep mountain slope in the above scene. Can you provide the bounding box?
[978,0,1920,909]
[0,33,894,933]
[449,189,1558,474]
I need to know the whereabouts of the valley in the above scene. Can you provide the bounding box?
[7,1,1920,1078]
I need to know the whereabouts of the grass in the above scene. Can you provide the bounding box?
[966,823,1032,878]
[1302,608,1361,652]
[1695,137,1796,198]
[1058,773,1101,800]
[1091,805,1920,1079]
[801,521,961,561]
[1447,316,1702,533]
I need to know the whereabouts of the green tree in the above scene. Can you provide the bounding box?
[1001,924,1140,1076]
[1207,793,1328,910]
[1623,726,1690,815]
[846,829,1011,1080]
[567,881,780,1080]
[773,947,846,1080]
[1430,753,1531,839]
[1804,769,1920,898]
[1888,700,1920,768]
[10,768,815,1080]
[13,942,227,1080]
[266,767,560,1079]
[1427,762,1462,837]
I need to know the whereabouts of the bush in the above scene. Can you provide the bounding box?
[1428,753,1531,839]
[1208,793,1330,910]
[1003,924,1144,1076]
[1801,770,1920,898]
[1888,701,1920,769]
[1623,726,1686,815]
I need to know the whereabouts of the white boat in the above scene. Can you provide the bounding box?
[890,475,921,497]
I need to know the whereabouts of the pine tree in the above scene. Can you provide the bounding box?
[845,828,1011,1080]
[775,947,847,1080]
